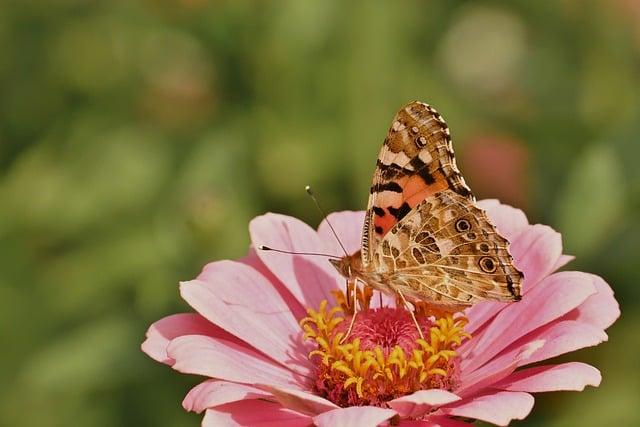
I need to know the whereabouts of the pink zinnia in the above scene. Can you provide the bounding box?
[142,200,619,426]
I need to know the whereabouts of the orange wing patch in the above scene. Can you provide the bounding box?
[403,171,449,207]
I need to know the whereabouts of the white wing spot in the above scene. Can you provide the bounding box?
[418,149,433,163]
[393,120,405,131]
[394,150,413,167]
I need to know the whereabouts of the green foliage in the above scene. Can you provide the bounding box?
[1,1,639,425]
[556,144,624,257]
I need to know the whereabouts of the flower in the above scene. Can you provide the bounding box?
[142,200,620,426]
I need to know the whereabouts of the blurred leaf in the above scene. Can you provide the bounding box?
[50,16,135,94]
[0,123,171,237]
[41,224,177,316]
[19,316,137,392]
[439,5,527,100]
[555,144,624,257]
[1,316,145,427]
[579,49,636,128]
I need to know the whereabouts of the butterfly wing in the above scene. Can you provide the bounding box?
[361,101,473,268]
[348,100,522,309]
[372,189,522,308]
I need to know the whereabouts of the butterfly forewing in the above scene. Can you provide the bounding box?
[362,101,473,268]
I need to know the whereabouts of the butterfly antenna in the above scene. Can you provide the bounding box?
[258,245,337,258]
[305,185,349,257]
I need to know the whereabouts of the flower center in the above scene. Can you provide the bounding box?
[300,284,470,407]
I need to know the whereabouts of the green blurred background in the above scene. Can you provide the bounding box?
[1,1,638,426]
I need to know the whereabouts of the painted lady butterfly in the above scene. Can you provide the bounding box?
[330,101,522,317]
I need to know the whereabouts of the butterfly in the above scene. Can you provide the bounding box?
[330,101,522,324]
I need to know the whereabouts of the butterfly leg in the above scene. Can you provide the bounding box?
[397,291,425,340]
[340,279,359,344]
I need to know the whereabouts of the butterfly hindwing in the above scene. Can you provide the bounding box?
[372,190,522,307]
[362,101,473,267]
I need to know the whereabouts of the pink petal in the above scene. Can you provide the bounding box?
[317,210,365,255]
[250,213,341,309]
[456,340,544,397]
[475,199,500,210]
[494,362,601,392]
[202,400,312,427]
[313,406,397,427]
[167,335,305,389]
[183,380,272,413]
[462,320,606,391]
[440,391,534,426]
[265,385,339,415]
[564,273,620,330]
[180,261,312,375]
[461,271,596,371]
[553,254,575,271]
[477,199,529,242]
[388,389,461,418]
[510,224,563,290]
[400,416,473,427]
[513,320,608,366]
[242,248,307,320]
[464,301,510,336]
[141,313,240,365]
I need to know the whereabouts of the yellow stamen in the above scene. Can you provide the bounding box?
[300,286,471,407]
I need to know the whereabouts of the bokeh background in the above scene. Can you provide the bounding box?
[1,1,638,426]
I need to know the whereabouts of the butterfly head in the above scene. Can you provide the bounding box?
[329,252,363,280]
[329,257,350,278]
